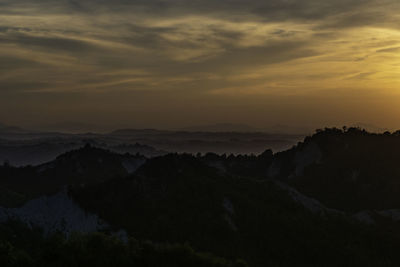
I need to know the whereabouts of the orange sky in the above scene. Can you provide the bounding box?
[1,0,400,131]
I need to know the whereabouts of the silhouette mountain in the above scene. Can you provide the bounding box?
[269,127,400,212]
[0,144,146,206]
[69,152,400,267]
[0,122,26,133]
[3,128,400,266]
[181,123,259,132]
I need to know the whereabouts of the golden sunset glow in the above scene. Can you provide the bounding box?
[1,0,400,130]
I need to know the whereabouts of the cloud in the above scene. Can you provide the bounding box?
[376,47,400,53]
[1,0,400,129]
[0,32,95,53]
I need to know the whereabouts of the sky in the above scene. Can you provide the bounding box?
[1,0,400,132]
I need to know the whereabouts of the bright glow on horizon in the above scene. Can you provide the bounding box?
[1,0,400,131]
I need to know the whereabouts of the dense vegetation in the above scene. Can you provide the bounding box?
[0,144,144,207]
[3,128,400,266]
[272,127,400,212]
[71,153,400,267]
[0,221,244,267]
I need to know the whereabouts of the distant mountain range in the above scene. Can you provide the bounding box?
[0,125,303,166]
[180,123,259,132]
[1,121,393,135]
[0,122,27,133]
[3,128,400,266]
[31,121,110,133]
[180,123,315,134]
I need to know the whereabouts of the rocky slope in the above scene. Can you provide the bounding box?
[3,129,400,266]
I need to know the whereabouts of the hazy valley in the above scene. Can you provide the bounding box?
[2,127,400,266]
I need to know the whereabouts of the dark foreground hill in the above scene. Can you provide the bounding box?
[269,128,400,212]
[0,221,245,267]
[3,128,400,266]
[0,144,146,207]
[70,154,400,267]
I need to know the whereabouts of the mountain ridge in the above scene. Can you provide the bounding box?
[3,127,400,266]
